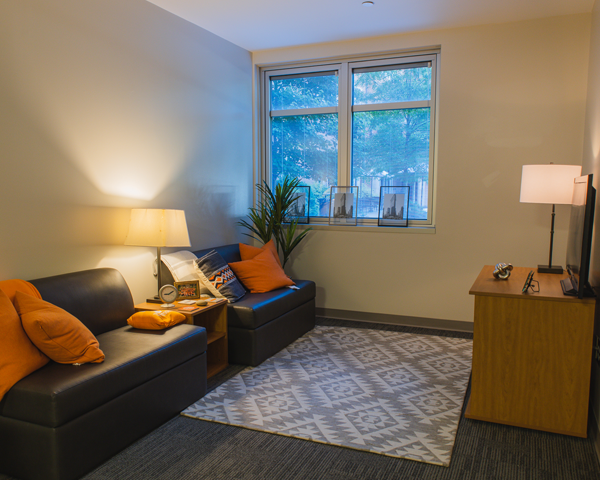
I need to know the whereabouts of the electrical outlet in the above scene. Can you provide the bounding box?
[594,335,600,366]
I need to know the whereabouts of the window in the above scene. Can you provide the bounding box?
[261,52,438,226]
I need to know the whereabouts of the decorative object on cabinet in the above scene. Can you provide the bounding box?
[492,263,513,279]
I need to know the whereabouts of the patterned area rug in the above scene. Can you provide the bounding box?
[182,326,473,466]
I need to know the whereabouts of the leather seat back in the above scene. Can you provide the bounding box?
[30,268,135,336]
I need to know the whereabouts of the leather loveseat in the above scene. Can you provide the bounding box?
[0,268,207,480]
[161,244,316,366]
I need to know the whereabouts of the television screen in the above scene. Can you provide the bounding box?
[562,174,595,298]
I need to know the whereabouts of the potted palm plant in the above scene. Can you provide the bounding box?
[238,177,312,268]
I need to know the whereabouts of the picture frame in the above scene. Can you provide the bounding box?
[174,280,201,300]
[284,186,310,224]
[329,186,358,226]
[378,186,410,227]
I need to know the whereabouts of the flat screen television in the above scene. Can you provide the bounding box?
[561,174,596,298]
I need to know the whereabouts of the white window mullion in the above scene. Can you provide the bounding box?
[338,61,350,187]
[427,56,438,226]
[352,100,431,113]
[261,69,271,198]
[271,106,338,117]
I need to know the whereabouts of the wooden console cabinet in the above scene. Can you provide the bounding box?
[466,265,595,437]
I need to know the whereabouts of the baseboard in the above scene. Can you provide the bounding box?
[315,307,474,333]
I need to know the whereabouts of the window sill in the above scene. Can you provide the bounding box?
[294,224,436,234]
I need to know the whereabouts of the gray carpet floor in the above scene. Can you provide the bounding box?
[3,318,600,479]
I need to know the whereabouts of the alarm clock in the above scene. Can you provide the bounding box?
[159,284,178,307]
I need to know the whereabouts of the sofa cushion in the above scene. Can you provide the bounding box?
[194,250,246,303]
[15,292,105,365]
[239,239,281,266]
[0,290,49,402]
[0,324,206,428]
[229,249,295,293]
[226,279,316,330]
[0,279,42,303]
[127,310,187,330]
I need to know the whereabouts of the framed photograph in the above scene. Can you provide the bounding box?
[378,186,410,227]
[329,186,358,226]
[285,186,310,224]
[174,280,201,300]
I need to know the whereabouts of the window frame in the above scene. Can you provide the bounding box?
[259,50,439,227]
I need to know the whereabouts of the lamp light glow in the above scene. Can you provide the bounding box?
[125,209,191,301]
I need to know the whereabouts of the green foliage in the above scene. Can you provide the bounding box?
[238,177,312,268]
[269,64,432,220]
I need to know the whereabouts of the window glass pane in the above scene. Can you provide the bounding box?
[352,108,430,220]
[270,73,338,110]
[353,66,431,105]
[271,114,338,217]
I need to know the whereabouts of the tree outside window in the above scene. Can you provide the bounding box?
[264,53,437,225]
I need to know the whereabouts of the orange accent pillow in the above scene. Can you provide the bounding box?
[229,249,295,293]
[239,239,281,267]
[0,279,42,304]
[0,290,49,401]
[14,291,105,365]
[127,310,187,330]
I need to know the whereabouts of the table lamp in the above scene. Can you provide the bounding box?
[125,209,191,302]
[519,164,581,274]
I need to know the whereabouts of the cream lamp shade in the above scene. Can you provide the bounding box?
[519,164,582,274]
[520,164,582,205]
[124,209,191,247]
[125,209,191,302]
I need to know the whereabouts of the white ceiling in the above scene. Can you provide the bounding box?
[146,0,595,51]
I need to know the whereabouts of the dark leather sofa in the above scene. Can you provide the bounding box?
[161,244,316,366]
[0,268,208,480]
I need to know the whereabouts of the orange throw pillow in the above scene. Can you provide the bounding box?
[229,249,295,293]
[127,310,187,330]
[0,290,49,401]
[15,291,105,365]
[0,279,42,304]
[239,239,281,267]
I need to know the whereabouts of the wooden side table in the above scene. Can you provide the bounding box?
[134,298,228,378]
[466,265,595,437]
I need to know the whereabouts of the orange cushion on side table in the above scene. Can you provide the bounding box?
[14,291,105,364]
[229,249,295,293]
[127,310,187,330]
[0,279,42,304]
[239,239,281,267]
[0,290,49,401]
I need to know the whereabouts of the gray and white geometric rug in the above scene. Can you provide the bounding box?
[182,326,473,467]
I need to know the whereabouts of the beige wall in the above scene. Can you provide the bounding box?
[0,0,253,303]
[582,0,600,455]
[0,3,592,325]
[253,14,591,324]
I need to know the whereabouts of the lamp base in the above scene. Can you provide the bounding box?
[146,296,163,304]
[537,265,563,274]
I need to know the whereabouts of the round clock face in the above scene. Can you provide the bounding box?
[159,284,178,303]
